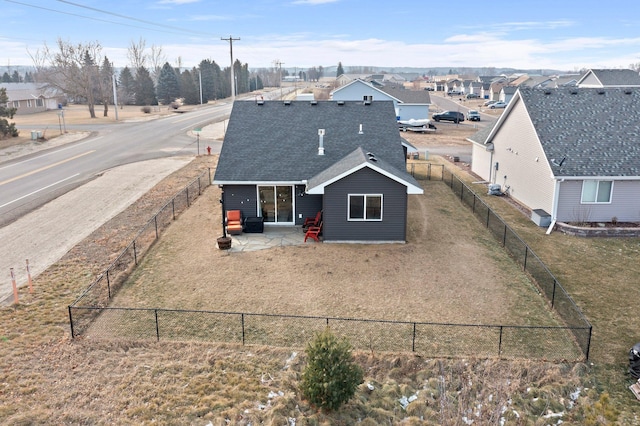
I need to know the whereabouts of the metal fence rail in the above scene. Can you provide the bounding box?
[68,169,212,336]
[69,306,587,361]
[439,167,592,359]
[67,162,591,361]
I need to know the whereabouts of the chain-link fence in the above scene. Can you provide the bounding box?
[69,306,585,361]
[68,162,591,361]
[439,167,592,359]
[68,169,212,337]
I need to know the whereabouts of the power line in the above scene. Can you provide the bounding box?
[55,0,212,37]
[4,0,213,38]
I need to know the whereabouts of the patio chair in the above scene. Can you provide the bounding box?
[226,210,243,235]
[303,211,322,229]
[304,222,322,242]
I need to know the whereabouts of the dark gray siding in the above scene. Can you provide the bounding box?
[222,185,258,219]
[322,167,407,242]
[223,184,323,225]
[295,184,322,225]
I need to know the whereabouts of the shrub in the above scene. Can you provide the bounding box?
[141,106,151,114]
[301,328,363,411]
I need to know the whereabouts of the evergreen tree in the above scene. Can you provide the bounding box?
[99,56,114,116]
[1,72,10,83]
[180,69,199,105]
[156,62,180,105]
[301,328,363,411]
[336,62,344,77]
[0,88,18,139]
[24,72,34,83]
[134,66,157,105]
[11,71,22,82]
[118,66,136,105]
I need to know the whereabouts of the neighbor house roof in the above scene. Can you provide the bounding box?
[577,69,640,87]
[213,100,421,191]
[478,87,640,178]
[1,82,58,100]
[377,85,431,104]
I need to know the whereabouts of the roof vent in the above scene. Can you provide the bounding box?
[569,89,578,94]
[543,89,552,95]
[310,100,318,105]
[337,100,345,106]
[317,129,325,156]
[283,100,291,105]
[358,124,363,134]
[367,151,377,162]
[624,89,633,94]
[257,100,264,105]
[597,89,605,95]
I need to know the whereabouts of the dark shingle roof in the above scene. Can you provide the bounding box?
[377,86,431,104]
[579,69,640,87]
[214,100,411,183]
[516,88,640,177]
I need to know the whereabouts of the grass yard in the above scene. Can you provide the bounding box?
[102,164,579,361]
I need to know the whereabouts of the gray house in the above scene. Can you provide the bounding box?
[577,69,640,88]
[469,87,640,224]
[213,100,423,243]
[1,83,60,114]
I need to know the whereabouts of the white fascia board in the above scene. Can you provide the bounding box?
[306,163,423,195]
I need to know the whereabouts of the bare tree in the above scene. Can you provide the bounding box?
[32,39,104,118]
[127,38,147,70]
[149,44,166,81]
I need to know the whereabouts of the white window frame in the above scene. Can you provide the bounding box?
[347,194,383,221]
[581,180,613,204]
[12,101,19,108]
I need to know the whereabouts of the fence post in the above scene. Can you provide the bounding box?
[440,165,444,181]
[585,326,593,360]
[472,195,476,214]
[172,199,176,220]
[523,246,528,271]
[486,208,490,228]
[460,183,464,201]
[133,241,138,265]
[186,187,190,207]
[154,216,159,239]
[198,176,201,195]
[241,313,245,345]
[68,306,75,338]
[155,309,160,341]
[412,323,416,352]
[551,279,557,308]
[498,326,503,357]
[502,224,507,247]
[106,270,111,299]
[208,168,211,185]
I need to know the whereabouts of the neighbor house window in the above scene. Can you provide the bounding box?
[26,99,32,108]
[12,101,19,108]
[36,98,44,107]
[581,180,613,203]
[348,194,382,221]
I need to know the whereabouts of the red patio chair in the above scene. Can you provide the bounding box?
[304,222,322,242]
[303,211,322,229]
[226,210,243,235]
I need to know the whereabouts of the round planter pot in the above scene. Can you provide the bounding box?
[217,236,232,250]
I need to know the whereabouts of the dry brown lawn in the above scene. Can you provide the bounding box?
[114,165,557,331]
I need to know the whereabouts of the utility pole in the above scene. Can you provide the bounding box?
[221,35,240,101]
[198,69,203,105]
[112,74,119,121]
[274,60,284,99]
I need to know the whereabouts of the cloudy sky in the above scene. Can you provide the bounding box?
[3,0,640,72]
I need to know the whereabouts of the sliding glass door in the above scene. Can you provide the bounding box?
[258,185,293,224]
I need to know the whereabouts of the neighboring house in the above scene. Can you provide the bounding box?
[467,81,484,97]
[1,83,60,114]
[488,82,504,101]
[335,73,373,87]
[577,69,640,88]
[213,100,423,243]
[469,87,640,224]
[331,79,431,121]
[500,86,518,103]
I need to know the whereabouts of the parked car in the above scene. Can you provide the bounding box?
[447,90,463,96]
[489,101,507,109]
[483,100,497,107]
[432,111,465,123]
[466,93,479,99]
[466,110,481,121]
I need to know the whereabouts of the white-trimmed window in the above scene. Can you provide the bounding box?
[348,194,382,221]
[36,98,44,107]
[581,180,613,203]
[12,101,19,108]
[27,99,32,108]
